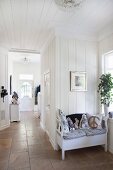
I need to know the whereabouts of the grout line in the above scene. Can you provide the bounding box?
[24,114,31,170]
[7,131,12,170]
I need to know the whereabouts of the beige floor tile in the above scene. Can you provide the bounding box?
[9,152,30,169]
[12,134,27,142]
[29,144,47,157]
[0,139,12,149]
[0,160,8,170]
[30,157,54,170]
[27,137,41,145]
[0,150,10,161]
[11,141,28,153]
[8,168,30,170]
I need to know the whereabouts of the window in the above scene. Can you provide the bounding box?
[104,52,113,111]
[19,74,33,99]
[20,82,32,98]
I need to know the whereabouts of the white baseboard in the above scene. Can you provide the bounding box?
[49,137,57,150]
[40,121,45,130]
[40,121,57,150]
[45,129,49,136]
[0,123,10,131]
[109,146,113,154]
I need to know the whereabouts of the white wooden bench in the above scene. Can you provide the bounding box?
[56,112,108,160]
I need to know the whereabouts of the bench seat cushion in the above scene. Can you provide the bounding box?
[63,129,86,140]
[84,128,106,136]
[63,128,106,140]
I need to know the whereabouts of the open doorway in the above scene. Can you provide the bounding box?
[8,51,41,117]
[19,74,34,111]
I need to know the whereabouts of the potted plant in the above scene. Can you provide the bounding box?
[98,73,113,115]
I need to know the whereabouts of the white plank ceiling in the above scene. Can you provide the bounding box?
[0,0,113,52]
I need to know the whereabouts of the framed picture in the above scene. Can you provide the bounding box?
[70,71,87,91]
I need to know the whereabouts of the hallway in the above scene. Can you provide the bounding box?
[0,112,113,170]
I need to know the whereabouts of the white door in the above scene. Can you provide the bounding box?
[44,71,50,135]
[19,80,34,111]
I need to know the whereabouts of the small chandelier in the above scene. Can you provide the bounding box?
[23,57,29,62]
[55,0,84,10]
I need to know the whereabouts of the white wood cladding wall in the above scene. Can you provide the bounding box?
[41,37,56,147]
[0,47,9,130]
[56,37,98,115]
[41,36,98,148]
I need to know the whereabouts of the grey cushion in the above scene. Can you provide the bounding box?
[63,129,86,140]
[83,128,106,136]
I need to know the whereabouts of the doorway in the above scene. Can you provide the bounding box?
[19,75,34,111]
[8,51,41,114]
[44,71,50,135]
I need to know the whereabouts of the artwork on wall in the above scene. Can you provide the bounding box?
[10,75,12,95]
[70,71,87,91]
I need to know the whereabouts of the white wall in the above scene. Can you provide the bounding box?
[41,37,56,148]
[41,35,98,149]
[56,37,98,115]
[0,47,9,130]
[8,53,13,102]
[99,33,113,74]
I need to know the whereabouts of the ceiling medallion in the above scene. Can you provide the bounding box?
[55,0,84,10]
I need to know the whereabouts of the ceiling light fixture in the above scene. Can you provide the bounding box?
[23,57,29,62]
[55,0,84,10]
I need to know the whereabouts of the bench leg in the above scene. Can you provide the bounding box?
[62,149,65,160]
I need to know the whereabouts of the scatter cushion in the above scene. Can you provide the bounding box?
[63,129,86,140]
[66,114,83,127]
[80,114,89,129]
[59,110,69,133]
[67,117,75,129]
[88,115,101,129]
[84,128,106,136]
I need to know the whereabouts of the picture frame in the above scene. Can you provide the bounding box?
[70,71,87,91]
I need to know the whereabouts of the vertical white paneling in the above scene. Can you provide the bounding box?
[57,38,98,115]
[0,47,9,130]
[69,39,76,71]
[76,40,86,71]
[76,92,86,113]
[41,36,56,148]
[55,37,61,109]
[76,40,86,113]
[68,40,77,114]
[85,41,98,114]
[60,38,69,114]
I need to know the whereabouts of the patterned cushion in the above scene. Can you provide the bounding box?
[83,128,106,136]
[63,129,86,140]
[66,114,83,127]
[88,114,103,129]
[80,114,89,129]
[59,110,69,133]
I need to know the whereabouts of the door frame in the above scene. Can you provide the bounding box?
[44,70,50,135]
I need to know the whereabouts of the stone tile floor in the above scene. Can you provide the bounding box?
[0,112,113,170]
